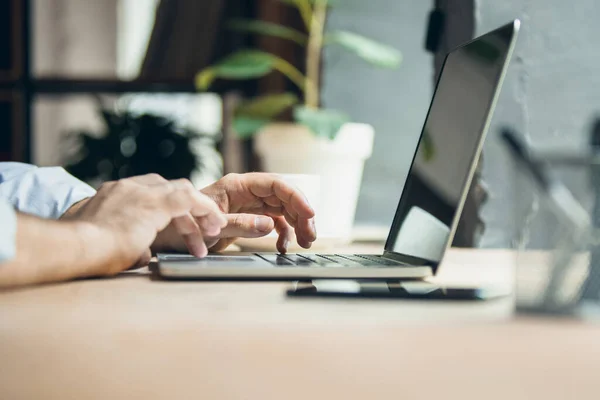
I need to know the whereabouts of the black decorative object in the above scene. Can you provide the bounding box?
[65,109,216,184]
[425,7,445,53]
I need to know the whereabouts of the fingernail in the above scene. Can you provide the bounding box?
[310,219,317,238]
[283,239,290,253]
[255,216,272,233]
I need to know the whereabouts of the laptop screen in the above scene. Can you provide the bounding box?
[384,21,518,264]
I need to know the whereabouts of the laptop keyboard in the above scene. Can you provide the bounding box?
[256,254,406,267]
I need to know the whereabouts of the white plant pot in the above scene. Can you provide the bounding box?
[255,122,374,243]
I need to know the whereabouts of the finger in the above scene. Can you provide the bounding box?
[208,238,237,253]
[280,205,316,247]
[160,179,227,233]
[128,173,168,185]
[296,217,316,249]
[172,214,208,257]
[263,205,284,217]
[283,208,298,227]
[183,234,208,258]
[203,213,276,254]
[217,213,275,238]
[273,216,294,254]
[242,173,315,219]
[251,205,315,249]
[269,208,315,249]
[262,194,282,208]
[273,179,315,219]
[249,175,316,244]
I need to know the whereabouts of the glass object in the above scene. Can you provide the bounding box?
[512,144,600,317]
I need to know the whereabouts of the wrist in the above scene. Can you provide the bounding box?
[70,220,120,277]
[60,197,91,220]
[0,216,108,287]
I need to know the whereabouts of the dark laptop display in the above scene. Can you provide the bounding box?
[384,22,518,267]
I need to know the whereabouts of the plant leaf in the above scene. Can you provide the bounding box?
[294,106,350,139]
[195,50,277,90]
[235,93,299,119]
[325,30,402,68]
[228,19,308,45]
[195,69,217,91]
[233,116,271,139]
[196,50,307,93]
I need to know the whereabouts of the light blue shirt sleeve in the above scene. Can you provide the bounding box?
[0,198,17,263]
[0,162,96,219]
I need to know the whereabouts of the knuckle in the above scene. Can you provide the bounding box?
[232,213,244,228]
[222,173,240,184]
[175,178,196,194]
[114,179,133,190]
[146,173,166,183]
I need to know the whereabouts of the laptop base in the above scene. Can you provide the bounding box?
[156,253,433,281]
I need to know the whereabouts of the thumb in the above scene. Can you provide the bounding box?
[219,214,275,238]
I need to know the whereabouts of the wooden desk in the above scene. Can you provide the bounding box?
[1,249,599,399]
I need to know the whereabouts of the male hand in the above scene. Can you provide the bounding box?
[66,174,227,276]
[200,173,317,253]
[150,173,317,254]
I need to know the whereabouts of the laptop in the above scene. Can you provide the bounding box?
[157,20,521,281]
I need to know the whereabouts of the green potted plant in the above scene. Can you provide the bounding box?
[196,0,401,242]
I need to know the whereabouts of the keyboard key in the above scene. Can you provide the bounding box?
[341,254,405,266]
[257,254,295,266]
[281,254,315,266]
[297,254,341,266]
[357,255,405,266]
[298,254,320,262]
[318,255,364,266]
[335,255,379,265]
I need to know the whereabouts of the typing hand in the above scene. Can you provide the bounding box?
[69,174,226,275]
[200,173,317,253]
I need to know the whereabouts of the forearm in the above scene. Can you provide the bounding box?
[0,213,110,288]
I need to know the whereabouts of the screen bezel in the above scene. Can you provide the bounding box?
[382,20,520,270]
